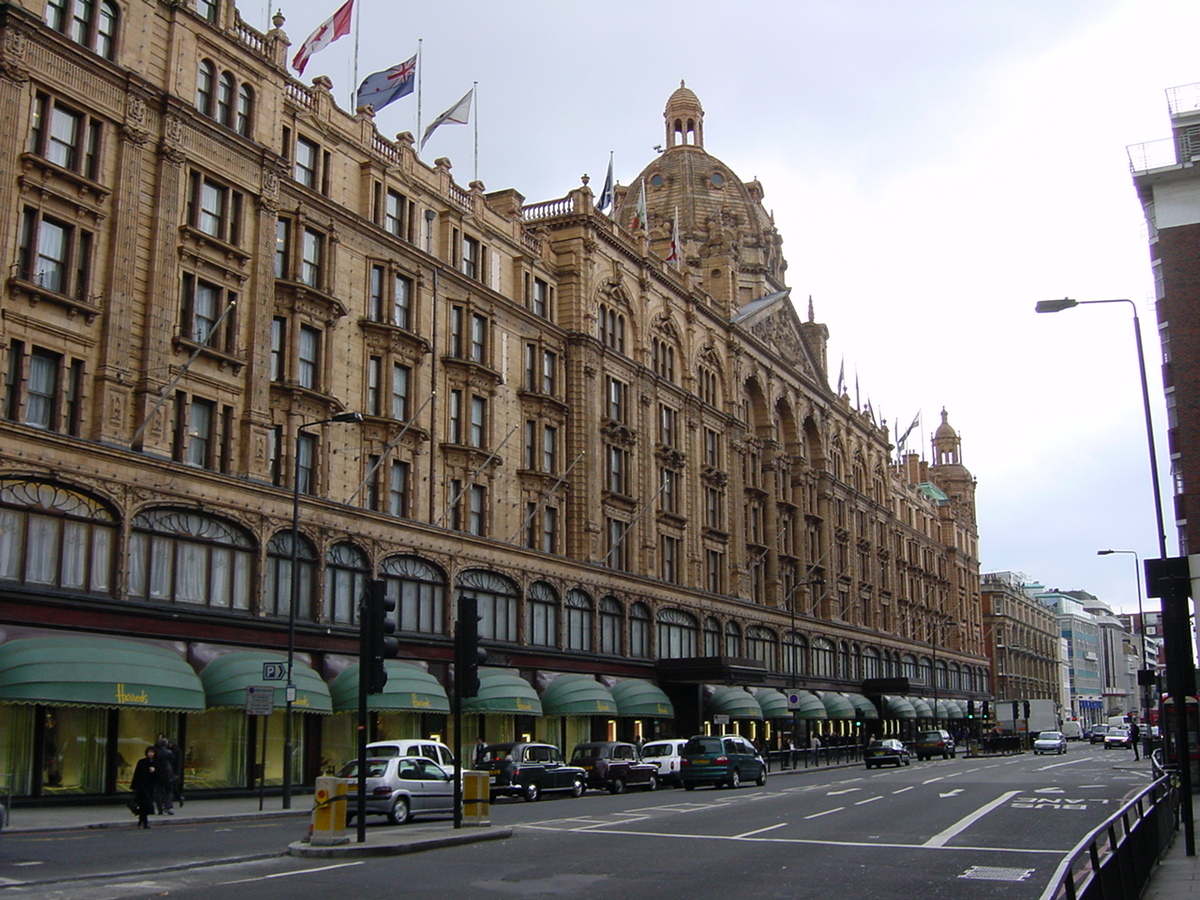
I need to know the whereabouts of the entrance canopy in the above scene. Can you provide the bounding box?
[463,667,542,715]
[330,661,450,713]
[610,679,674,718]
[540,674,617,716]
[200,651,332,713]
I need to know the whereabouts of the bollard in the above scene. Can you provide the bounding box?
[310,775,349,845]
[461,770,490,826]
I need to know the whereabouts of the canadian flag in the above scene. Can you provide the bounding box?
[291,0,354,76]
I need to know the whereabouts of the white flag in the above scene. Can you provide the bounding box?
[420,88,474,151]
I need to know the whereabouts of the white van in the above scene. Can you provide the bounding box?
[1060,721,1083,741]
[364,739,455,770]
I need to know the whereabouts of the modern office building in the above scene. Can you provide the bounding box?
[0,0,987,802]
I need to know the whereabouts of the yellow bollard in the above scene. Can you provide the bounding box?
[461,770,490,826]
[310,775,349,845]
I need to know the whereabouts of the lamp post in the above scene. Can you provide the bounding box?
[930,619,958,730]
[785,574,825,760]
[1097,549,1153,727]
[283,411,362,810]
[1037,298,1191,854]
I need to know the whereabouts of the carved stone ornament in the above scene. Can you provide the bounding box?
[159,114,186,165]
[0,24,29,83]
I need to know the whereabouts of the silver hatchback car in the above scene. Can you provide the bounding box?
[340,756,456,825]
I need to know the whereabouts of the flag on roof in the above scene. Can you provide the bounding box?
[596,152,614,214]
[631,178,648,231]
[420,88,473,151]
[291,0,354,75]
[357,53,417,113]
[836,358,845,395]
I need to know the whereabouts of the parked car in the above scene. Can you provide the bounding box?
[864,738,911,768]
[913,729,956,761]
[570,741,659,793]
[339,756,455,825]
[1089,725,1110,744]
[1033,731,1067,755]
[364,739,455,771]
[1104,727,1132,750]
[479,742,586,801]
[641,738,688,787]
[680,734,766,790]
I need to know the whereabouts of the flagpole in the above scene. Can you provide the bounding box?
[416,39,423,157]
[472,80,478,183]
[350,0,359,111]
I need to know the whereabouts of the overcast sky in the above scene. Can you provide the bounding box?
[273,0,1200,615]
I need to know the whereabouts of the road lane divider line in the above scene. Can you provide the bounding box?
[218,861,363,885]
[735,823,789,838]
[892,786,914,794]
[922,791,1020,848]
[804,806,845,820]
[855,796,883,805]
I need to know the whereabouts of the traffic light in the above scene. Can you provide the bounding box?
[967,700,975,719]
[455,596,486,699]
[1023,700,1031,720]
[363,579,397,694]
[1012,700,1020,721]
[981,701,989,720]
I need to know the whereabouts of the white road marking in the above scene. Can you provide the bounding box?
[855,796,883,805]
[218,861,364,885]
[827,788,861,796]
[892,786,915,794]
[804,806,845,819]
[923,791,1020,848]
[939,789,964,798]
[735,822,788,838]
[922,776,946,784]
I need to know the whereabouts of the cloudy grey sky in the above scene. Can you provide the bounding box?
[274,0,1200,614]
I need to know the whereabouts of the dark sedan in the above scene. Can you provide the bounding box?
[864,738,911,768]
[480,742,587,801]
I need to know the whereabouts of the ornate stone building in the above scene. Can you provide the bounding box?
[0,0,986,802]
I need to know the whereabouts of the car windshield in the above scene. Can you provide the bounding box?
[570,747,602,762]
[641,744,674,757]
[1038,732,1063,740]
[683,738,723,755]
[919,732,943,741]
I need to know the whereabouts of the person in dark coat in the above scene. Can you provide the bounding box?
[152,744,175,815]
[1130,722,1142,761]
[130,746,157,829]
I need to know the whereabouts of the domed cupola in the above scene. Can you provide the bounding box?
[665,81,704,149]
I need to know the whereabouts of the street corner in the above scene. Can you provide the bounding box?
[288,824,513,859]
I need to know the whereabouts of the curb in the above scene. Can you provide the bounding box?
[288,826,514,858]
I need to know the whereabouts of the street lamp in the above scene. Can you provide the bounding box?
[283,411,362,810]
[930,619,958,729]
[785,574,825,760]
[1097,550,1155,745]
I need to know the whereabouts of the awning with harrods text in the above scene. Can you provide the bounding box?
[883,695,917,719]
[815,691,857,719]
[539,674,618,716]
[330,661,450,713]
[706,685,763,720]
[609,678,675,718]
[462,667,542,715]
[0,635,206,711]
[200,651,332,713]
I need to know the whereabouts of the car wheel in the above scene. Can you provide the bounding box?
[523,782,541,802]
[647,774,658,791]
[865,762,874,770]
[684,782,696,791]
[610,777,626,795]
[755,769,766,786]
[903,757,910,766]
[729,769,741,789]
[387,797,410,825]
[571,778,585,798]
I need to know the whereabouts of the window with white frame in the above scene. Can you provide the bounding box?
[18,208,93,300]
[45,0,118,59]
[527,581,559,648]
[565,589,593,651]
[324,542,369,625]
[128,508,253,609]
[0,479,115,593]
[381,555,445,635]
[599,596,623,655]
[30,92,102,179]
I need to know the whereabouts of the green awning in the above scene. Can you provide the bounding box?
[934,699,962,720]
[752,688,792,719]
[463,667,542,715]
[330,661,449,713]
[944,699,967,719]
[883,695,917,719]
[707,686,762,720]
[200,651,332,713]
[610,679,674,718]
[816,691,856,719]
[842,692,880,721]
[0,635,206,711]
[909,697,933,718]
[540,674,617,715]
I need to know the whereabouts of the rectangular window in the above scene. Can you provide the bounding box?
[300,228,323,288]
[606,517,629,571]
[391,363,409,419]
[368,264,384,320]
[393,274,411,329]
[366,453,382,509]
[607,445,628,494]
[448,478,462,531]
[187,397,215,468]
[270,317,286,381]
[468,484,486,536]
[26,348,60,429]
[705,486,723,529]
[188,173,243,246]
[296,430,316,494]
[384,189,404,236]
[367,356,382,416]
[659,404,677,447]
[524,344,537,392]
[20,209,93,299]
[660,535,680,584]
[605,377,627,423]
[469,395,487,447]
[542,424,557,474]
[30,92,100,178]
[389,460,409,517]
[532,277,550,318]
[268,424,283,486]
[542,506,558,553]
[706,549,724,594]
[275,218,290,278]
[294,136,319,188]
[180,274,236,353]
[448,389,462,443]
[660,468,678,514]
[469,313,487,363]
[524,420,537,470]
[297,324,319,389]
[541,349,556,395]
[449,306,464,358]
[704,428,720,467]
[461,235,479,279]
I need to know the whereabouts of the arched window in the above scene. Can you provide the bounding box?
[949,662,962,691]
[128,508,252,609]
[380,555,445,635]
[235,83,254,136]
[458,569,518,642]
[724,620,742,657]
[841,642,854,680]
[745,626,776,671]
[527,581,559,648]
[324,542,369,625]
[0,480,116,593]
[703,616,721,656]
[656,608,697,659]
[862,646,881,680]
[599,596,623,655]
[901,653,919,680]
[216,71,235,125]
[47,0,118,59]
[597,303,626,354]
[935,659,949,691]
[265,531,315,619]
[565,589,593,651]
[918,655,932,687]
[811,637,836,678]
[629,602,651,658]
[196,59,215,115]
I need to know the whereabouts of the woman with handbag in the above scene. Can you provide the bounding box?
[129,746,157,829]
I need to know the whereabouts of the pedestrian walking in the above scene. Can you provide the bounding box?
[130,746,157,829]
[167,740,185,807]
[152,743,175,815]
[1130,722,1142,761]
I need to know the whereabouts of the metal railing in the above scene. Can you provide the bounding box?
[1037,751,1178,900]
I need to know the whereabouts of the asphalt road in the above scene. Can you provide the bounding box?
[0,744,1154,900]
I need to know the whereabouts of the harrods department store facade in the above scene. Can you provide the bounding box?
[0,0,989,802]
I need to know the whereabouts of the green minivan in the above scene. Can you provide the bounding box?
[680,734,766,790]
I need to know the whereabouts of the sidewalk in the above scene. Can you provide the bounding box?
[1144,793,1200,900]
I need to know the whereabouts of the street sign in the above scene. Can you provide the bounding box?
[787,692,802,709]
[713,714,730,725]
[245,685,276,716]
[262,661,286,681]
